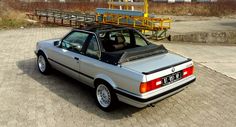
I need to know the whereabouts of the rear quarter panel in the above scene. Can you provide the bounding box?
[83,59,146,94]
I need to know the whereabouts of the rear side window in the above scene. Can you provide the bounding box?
[134,32,147,47]
[62,32,89,53]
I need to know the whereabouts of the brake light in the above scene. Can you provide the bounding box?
[140,78,162,93]
[183,66,194,78]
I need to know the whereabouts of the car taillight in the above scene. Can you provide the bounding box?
[183,66,194,78]
[140,78,162,93]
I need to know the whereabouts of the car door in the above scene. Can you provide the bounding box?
[47,31,89,80]
[78,34,102,87]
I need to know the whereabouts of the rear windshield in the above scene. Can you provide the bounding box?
[98,29,148,52]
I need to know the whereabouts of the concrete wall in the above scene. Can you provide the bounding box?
[170,31,236,44]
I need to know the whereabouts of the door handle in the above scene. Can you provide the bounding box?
[74,57,79,61]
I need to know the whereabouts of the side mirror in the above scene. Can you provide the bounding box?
[54,41,61,47]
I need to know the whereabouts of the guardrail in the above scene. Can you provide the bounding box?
[27,9,96,26]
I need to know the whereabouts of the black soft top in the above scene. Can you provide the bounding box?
[100,44,168,65]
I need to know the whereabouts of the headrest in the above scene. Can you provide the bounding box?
[115,33,125,44]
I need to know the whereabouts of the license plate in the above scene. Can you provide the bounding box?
[162,71,182,86]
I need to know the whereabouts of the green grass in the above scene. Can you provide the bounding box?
[0,17,26,29]
[0,10,39,29]
[149,1,236,16]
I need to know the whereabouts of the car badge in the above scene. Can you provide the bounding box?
[172,67,175,73]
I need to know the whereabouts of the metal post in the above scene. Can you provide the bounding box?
[144,0,148,18]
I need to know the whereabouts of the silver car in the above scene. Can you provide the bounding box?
[35,25,196,111]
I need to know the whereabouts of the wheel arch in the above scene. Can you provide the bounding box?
[37,49,49,59]
[94,74,117,89]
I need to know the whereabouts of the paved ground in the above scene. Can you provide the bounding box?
[0,28,236,127]
[155,42,236,79]
[166,17,236,44]
[169,18,236,33]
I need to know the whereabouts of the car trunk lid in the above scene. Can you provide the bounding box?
[121,52,189,74]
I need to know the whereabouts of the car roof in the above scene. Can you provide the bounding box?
[73,24,133,33]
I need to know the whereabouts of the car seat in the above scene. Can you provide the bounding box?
[112,33,126,51]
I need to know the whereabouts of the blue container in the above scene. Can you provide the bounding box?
[96,8,144,17]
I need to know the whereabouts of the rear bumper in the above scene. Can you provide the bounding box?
[116,76,196,108]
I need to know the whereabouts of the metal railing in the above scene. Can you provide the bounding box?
[28,9,96,26]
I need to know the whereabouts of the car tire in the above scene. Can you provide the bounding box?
[95,81,118,111]
[37,52,51,75]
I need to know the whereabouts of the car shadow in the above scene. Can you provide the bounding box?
[16,58,141,120]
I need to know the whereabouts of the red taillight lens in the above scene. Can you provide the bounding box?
[140,66,194,93]
[183,66,194,78]
[140,78,162,93]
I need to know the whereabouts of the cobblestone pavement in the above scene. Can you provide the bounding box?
[0,28,236,127]
[155,42,236,79]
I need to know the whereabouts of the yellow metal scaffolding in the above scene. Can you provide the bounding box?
[97,0,172,39]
